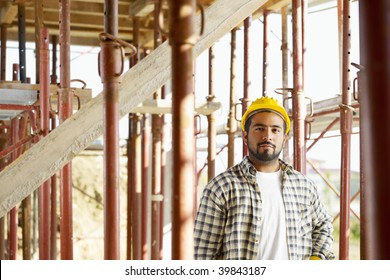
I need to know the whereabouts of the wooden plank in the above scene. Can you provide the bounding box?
[129,0,155,17]
[0,1,17,24]
[130,99,221,115]
[0,0,268,217]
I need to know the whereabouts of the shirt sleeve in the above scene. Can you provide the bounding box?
[194,181,227,260]
[310,183,336,260]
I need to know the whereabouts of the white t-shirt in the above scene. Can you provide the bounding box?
[256,169,289,260]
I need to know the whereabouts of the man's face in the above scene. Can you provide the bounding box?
[244,111,287,164]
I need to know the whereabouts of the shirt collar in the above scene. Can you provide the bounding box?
[241,156,294,175]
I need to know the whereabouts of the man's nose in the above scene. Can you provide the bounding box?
[262,129,271,140]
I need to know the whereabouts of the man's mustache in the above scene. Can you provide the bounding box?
[258,141,276,148]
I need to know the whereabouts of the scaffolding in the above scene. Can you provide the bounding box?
[0,0,389,260]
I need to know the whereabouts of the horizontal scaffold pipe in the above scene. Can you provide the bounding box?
[0,0,268,217]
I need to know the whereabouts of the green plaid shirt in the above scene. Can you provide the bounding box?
[194,156,335,260]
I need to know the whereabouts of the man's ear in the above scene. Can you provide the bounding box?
[282,133,289,147]
[243,130,248,146]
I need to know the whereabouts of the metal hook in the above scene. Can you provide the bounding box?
[98,32,137,57]
[157,0,169,37]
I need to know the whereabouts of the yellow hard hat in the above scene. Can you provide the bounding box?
[241,96,290,134]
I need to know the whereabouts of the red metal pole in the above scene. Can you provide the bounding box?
[151,4,163,259]
[0,125,7,260]
[59,0,73,260]
[207,46,216,180]
[228,28,237,168]
[9,117,19,260]
[281,6,290,162]
[242,16,251,157]
[101,0,121,260]
[126,18,139,261]
[359,0,390,260]
[170,0,196,260]
[50,34,58,260]
[50,115,57,260]
[38,28,51,260]
[131,113,142,259]
[160,85,166,260]
[262,10,269,97]
[339,0,352,260]
[142,115,150,260]
[292,0,306,173]
[7,64,20,260]
[0,25,8,258]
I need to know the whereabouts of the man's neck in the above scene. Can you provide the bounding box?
[249,157,280,173]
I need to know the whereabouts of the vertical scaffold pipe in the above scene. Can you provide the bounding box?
[101,0,120,260]
[59,0,73,260]
[262,10,269,97]
[0,25,6,260]
[170,0,196,260]
[17,2,26,83]
[0,24,7,80]
[38,28,51,260]
[207,46,216,180]
[9,64,20,260]
[242,17,251,157]
[227,29,237,168]
[339,0,352,260]
[50,35,58,260]
[151,4,163,259]
[281,6,290,162]
[130,17,142,260]
[292,0,306,173]
[359,0,390,260]
[131,113,142,260]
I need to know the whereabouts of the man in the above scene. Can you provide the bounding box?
[194,96,335,260]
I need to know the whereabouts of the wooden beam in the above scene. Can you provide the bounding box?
[129,0,155,17]
[260,0,291,11]
[0,0,268,217]
[0,1,17,25]
[129,99,221,115]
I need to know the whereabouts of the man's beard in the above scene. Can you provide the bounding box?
[248,140,282,162]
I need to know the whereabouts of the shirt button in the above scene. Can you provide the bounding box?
[255,239,259,243]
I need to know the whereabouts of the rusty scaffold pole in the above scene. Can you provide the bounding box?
[128,17,142,260]
[359,0,390,260]
[38,28,51,260]
[0,126,6,260]
[227,28,237,168]
[100,0,134,260]
[170,0,196,260]
[292,0,306,173]
[0,22,7,260]
[242,16,251,157]
[50,34,58,260]
[33,0,44,259]
[8,64,20,260]
[262,10,269,97]
[207,46,216,180]
[59,0,73,260]
[339,0,353,260]
[281,6,290,162]
[151,2,163,260]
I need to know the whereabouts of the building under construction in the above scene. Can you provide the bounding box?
[0,0,389,260]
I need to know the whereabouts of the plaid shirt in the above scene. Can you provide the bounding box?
[194,156,335,260]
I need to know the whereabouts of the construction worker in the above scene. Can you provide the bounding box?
[194,96,335,260]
